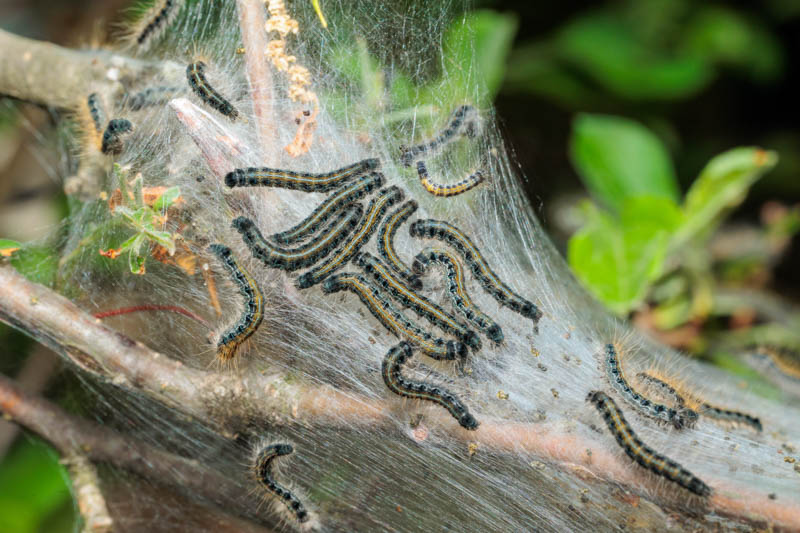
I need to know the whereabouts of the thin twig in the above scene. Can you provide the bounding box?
[235,0,275,158]
[93,304,210,329]
[0,344,59,458]
[63,454,113,533]
[0,372,270,528]
[0,29,150,110]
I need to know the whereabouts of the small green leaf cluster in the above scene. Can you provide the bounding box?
[567,113,777,317]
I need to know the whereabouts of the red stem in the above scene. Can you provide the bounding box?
[93,305,210,329]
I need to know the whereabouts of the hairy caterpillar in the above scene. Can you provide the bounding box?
[605,344,698,429]
[252,443,311,526]
[101,118,134,155]
[382,342,478,430]
[413,247,503,345]
[322,273,467,361]
[416,160,485,198]
[131,0,184,50]
[399,105,478,167]
[225,158,380,193]
[409,219,542,326]
[125,86,184,111]
[233,204,363,272]
[377,200,422,290]
[587,391,711,497]
[355,252,481,351]
[638,373,762,432]
[297,186,403,289]
[86,93,105,134]
[744,344,800,396]
[186,61,239,120]
[208,243,265,363]
[271,172,384,245]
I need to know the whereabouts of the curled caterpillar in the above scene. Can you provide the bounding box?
[133,0,184,50]
[413,247,503,345]
[208,243,264,363]
[225,158,379,193]
[253,443,310,525]
[605,345,697,429]
[101,118,134,155]
[587,391,711,497]
[377,200,422,290]
[233,204,363,272]
[322,273,467,361]
[355,252,481,352]
[271,172,383,245]
[399,105,478,167]
[297,186,403,289]
[186,61,239,120]
[416,160,485,197]
[409,219,542,326]
[383,342,478,430]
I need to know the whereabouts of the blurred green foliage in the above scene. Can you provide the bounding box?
[567,113,778,316]
[0,438,74,533]
[504,0,783,106]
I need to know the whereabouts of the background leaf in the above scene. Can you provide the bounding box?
[570,114,680,211]
[676,147,778,244]
[568,196,682,314]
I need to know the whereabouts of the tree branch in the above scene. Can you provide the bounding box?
[1,264,798,529]
[0,29,154,110]
[0,372,272,530]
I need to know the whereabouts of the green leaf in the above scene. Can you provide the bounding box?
[117,233,142,253]
[570,114,679,212]
[0,239,21,257]
[129,248,146,275]
[568,196,682,315]
[9,245,58,286]
[676,147,778,245]
[152,186,181,211]
[143,229,176,254]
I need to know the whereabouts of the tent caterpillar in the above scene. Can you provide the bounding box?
[383,342,478,430]
[355,252,481,352]
[587,391,711,497]
[186,61,239,120]
[605,345,697,429]
[416,160,485,198]
[297,186,403,289]
[399,105,478,167]
[233,204,363,272]
[271,172,383,245]
[322,273,466,361]
[208,243,264,364]
[409,219,542,327]
[101,118,134,155]
[413,247,503,345]
[225,158,380,193]
[377,200,422,290]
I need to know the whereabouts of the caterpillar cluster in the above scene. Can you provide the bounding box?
[63,2,791,528]
[220,106,545,432]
